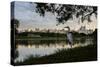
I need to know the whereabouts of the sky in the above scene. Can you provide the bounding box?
[13,1,97,31]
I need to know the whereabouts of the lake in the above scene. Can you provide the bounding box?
[14,37,94,62]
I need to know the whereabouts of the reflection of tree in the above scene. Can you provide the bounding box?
[17,40,65,46]
[14,41,19,59]
[33,3,97,25]
[11,41,19,64]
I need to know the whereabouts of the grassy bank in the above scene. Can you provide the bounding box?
[15,44,97,66]
[16,37,66,40]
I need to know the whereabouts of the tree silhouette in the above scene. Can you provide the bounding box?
[32,2,97,25]
[11,19,20,34]
[11,19,19,29]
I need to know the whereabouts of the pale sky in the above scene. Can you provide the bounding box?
[13,1,97,31]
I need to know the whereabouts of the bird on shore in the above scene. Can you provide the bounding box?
[64,26,73,48]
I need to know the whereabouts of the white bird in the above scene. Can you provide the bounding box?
[64,26,73,48]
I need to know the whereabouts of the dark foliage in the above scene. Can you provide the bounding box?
[32,2,97,25]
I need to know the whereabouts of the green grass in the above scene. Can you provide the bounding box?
[15,44,97,66]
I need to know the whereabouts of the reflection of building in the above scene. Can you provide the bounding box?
[78,26,93,34]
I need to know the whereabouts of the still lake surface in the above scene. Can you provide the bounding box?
[15,37,94,62]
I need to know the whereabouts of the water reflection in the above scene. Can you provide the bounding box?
[15,37,94,62]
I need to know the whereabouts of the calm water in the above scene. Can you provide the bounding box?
[15,37,94,62]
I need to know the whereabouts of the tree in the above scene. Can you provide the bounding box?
[11,19,20,34]
[32,2,97,25]
[11,19,19,29]
[11,19,20,63]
